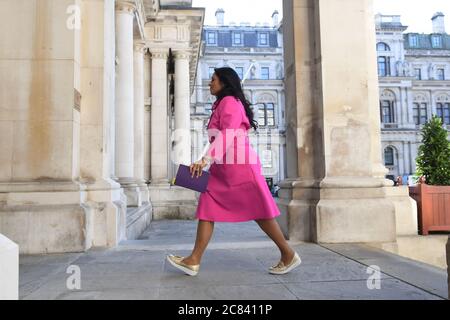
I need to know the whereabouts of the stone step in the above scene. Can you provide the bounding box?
[367,234,449,270]
[151,200,198,220]
[126,202,152,240]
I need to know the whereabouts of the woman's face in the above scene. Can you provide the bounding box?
[209,73,224,96]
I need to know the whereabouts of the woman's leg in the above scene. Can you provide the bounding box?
[255,218,295,265]
[182,220,215,265]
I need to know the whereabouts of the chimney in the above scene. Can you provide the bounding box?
[432,12,445,34]
[215,8,225,26]
[272,10,279,26]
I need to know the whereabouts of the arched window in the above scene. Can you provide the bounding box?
[377,43,391,77]
[384,147,395,166]
[379,90,396,124]
[377,42,391,51]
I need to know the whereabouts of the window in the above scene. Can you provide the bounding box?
[377,42,390,51]
[205,103,212,115]
[258,33,268,46]
[207,32,217,45]
[261,67,270,80]
[431,35,443,48]
[208,67,215,79]
[409,34,418,47]
[380,100,394,123]
[235,67,244,80]
[258,105,266,126]
[266,103,275,126]
[261,150,273,168]
[436,103,450,125]
[233,32,242,45]
[384,147,394,166]
[413,103,428,125]
[258,103,276,127]
[437,68,445,80]
[378,56,390,77]
[414,68,422,80]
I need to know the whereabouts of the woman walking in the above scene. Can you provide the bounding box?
[166,67,301,276]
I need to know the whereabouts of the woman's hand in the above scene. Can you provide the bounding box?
[190,157,211,178]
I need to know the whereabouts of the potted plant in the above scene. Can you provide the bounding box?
[409,115,450,235]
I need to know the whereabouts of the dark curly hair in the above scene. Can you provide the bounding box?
[213,67,259,131]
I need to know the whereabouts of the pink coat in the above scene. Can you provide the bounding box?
[195,96,281,222]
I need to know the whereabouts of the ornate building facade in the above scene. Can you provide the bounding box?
[376,13,450,183]
[191,9,286,191]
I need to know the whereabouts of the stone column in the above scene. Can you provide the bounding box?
[80,0,126,247]
[430,90,437,119]
[400,87,408,125]
[173,51,192,165]
[149,49,170,184]
[115,1,141,206]
[398,143,404,176]
[133,42,149,203]
[143,53,152,182]
[407,89,415,124]
[195,66,203,105]
[0,0,96,253]
[277,0,417,243]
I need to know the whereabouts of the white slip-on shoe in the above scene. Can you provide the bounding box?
[268,252,302,275]
[166,254,200,276]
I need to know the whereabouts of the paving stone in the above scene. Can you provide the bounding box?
[19,220,449,300]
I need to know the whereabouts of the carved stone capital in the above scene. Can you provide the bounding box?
[150,49,169,60]
[115,1,136,15]
[173,50,191,60]
[134,42,147,53]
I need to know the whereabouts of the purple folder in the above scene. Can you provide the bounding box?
[171,164,210,193]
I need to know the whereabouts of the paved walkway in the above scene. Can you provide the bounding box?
[19,220,448,300]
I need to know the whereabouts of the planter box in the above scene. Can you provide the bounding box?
[409,184,450,235]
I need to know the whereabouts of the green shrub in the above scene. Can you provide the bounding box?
[415,115,450,186]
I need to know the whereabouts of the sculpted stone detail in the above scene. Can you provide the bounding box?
[174,51,191,60]
[150,50,168,60]
[115,1,136,15]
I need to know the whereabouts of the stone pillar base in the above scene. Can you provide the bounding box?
[148,183,198,220]
[126,201,152,240]
[117,178,145,207]
[277,177,416,244]
[0,180,127,254]
[137,180,150,203]
[84,179,127,248]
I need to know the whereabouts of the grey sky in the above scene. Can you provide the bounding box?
[192,0,450,33]
[373,0,450,33]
